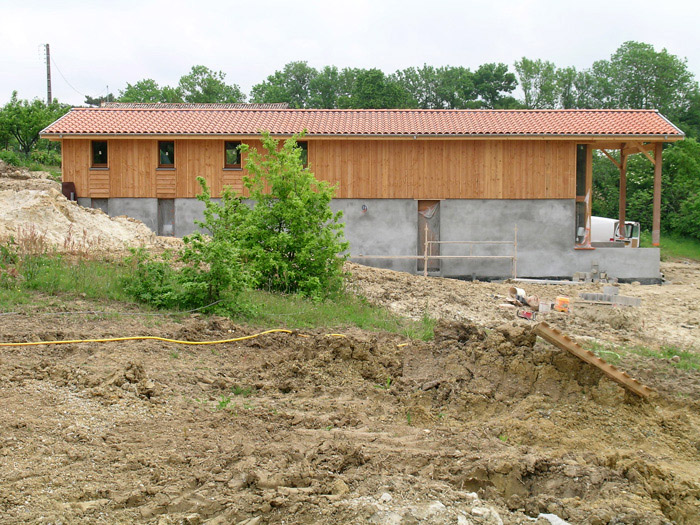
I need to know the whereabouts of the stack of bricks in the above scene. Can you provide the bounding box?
[579,286,641,307]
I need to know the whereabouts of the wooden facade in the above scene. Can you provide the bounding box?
[61,138,578,200]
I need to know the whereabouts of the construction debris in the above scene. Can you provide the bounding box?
[533,322,653,398]
[578,287,642,307]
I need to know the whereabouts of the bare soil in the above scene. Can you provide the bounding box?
[348,260,700,352]
[0,160,180,254]
[1,287,699,524]
[0,165,698,523]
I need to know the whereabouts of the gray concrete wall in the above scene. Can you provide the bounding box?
[331,199,418,273]
[96,196,660,281]
[439,199,659,281]
[107,198,158,232]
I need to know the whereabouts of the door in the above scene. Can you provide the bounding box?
[417,200,440,273]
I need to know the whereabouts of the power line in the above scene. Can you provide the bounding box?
[50,55,87,97]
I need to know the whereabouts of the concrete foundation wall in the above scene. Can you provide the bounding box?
[331,199,417,273]
[107,198,158,232]
[83,197,660,281]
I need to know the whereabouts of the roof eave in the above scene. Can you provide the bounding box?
[40,132,686,141]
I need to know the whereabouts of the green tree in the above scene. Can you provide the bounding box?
[239,133,348,296]
[250,61,318,108]
[341,69,414,109]
[514,58,560,109]
[0,92,69,157]
[84,93,115,107]
[590,41,698,119]
[178,65,245,103]
[119,79,179,103]
[473,63,518,108]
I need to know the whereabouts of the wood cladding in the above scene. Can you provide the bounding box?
[61,138,576,200]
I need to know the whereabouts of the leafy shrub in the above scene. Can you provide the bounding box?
[121,249,180,309]
[30,150,62,166]
[238,132,349,297]
[0,150,22,166]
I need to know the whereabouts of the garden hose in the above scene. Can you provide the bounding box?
[0,329,329,347]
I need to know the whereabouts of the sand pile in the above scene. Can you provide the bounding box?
[0,159,179,253]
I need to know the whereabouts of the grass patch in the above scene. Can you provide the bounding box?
[588,340,700,371]
[640,231,700,261]
[0,252,434,340]
[239,289,434,340]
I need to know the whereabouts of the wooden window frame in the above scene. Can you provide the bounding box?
[91,140,108,169]
[158,141,175,169]
[298,141,308,167]
[224,141,242,170]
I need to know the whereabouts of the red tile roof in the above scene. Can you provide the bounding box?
[41,108,684,138]
[101,102,290,109]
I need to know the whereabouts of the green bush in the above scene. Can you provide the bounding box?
[30,149,62,166]
[121,249,180,309]
[0,150,22,166]
[238,132,349,297]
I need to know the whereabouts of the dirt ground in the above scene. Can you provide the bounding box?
[349,259,700,352]
[1,272,699,524]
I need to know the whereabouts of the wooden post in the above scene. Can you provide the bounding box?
[423,223,429,277]
[585,145,593,244]
[619,147,627,239]
[652,142,663,246]
[513,224,518,279]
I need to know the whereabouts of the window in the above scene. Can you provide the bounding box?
[298,141,308,167]
[91,141,108,168]
[224,141,242,169]
[158,141,175,168]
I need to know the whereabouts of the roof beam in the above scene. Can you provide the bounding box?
[600,149,621,169]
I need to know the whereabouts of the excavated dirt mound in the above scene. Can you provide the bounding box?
[0,160,180,253]
[1,304,698,524]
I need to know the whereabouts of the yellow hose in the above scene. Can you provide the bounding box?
[0,329,295,347]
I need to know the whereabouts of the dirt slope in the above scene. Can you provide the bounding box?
[0,160,180,253]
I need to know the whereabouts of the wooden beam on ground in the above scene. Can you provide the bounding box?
[533,322,653,398]
[601,149,621,169]
[619,147,627,234]
[653,142,663,246]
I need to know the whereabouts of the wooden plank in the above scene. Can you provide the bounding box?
[600,149,621,169]
[652,142,663,246]
[533,322,653,398]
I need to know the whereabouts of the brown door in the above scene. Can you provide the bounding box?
[417,200,440,273]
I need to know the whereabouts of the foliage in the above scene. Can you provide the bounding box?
[0,92,70,157]
[121,238,250,313]
[84,93,116,107]
[640,231,700,261]
[593,139,700,241]
[514,58,560,109]
[251,61,519,109]
[238,133,349,296]
[178,65,246,103]
[119,79,174,103]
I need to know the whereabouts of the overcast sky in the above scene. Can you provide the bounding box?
[2,0,700,106]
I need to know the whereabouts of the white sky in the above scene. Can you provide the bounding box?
[2,0,700,106]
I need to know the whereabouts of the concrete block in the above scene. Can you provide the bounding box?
[603,285,619,296]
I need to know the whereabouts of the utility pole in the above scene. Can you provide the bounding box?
[45,43,52,104]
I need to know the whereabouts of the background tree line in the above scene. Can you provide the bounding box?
[1,41,699,240]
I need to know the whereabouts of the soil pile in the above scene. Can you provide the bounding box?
[0,160,180,253]
[1,308,698,524]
